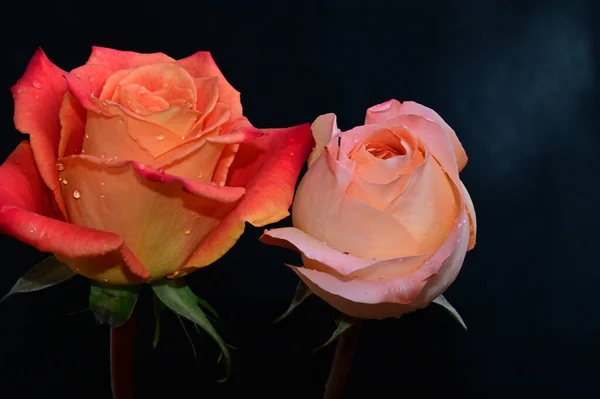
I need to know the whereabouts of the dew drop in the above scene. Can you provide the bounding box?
[184,229,191,235]
[181,136,186,140]
[352,134,359,144]
[84,133,89,139]
[197,171,203,179]
[56,162,65,171]
[100,153,106,159]
[101,195,105,199]
[101,182,105,186]
[16,88,23,94]
[113,155,118,160]
[32,81,42,89]
[61,178,68,185]
[73,190,81,199]
[156,134,165,141]
[289,152,295,157]
[35,95,39,99]
[88,76,95,83]
[81,149,85,154]
[103,279,108,282]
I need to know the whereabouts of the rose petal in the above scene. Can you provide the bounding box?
[65,64,116,114]
[0,142,149,283]
[11,48,68,218]
[58,155,245,281]
[292,148,420,259]
[460,180,477,250]
[175,123,313,276]
[99,69,132,100]
[86,46,176,71]
[366,99,468,171]
[58,92,87,158]
[117,84,170,114]
[386,152,461,253]
[117,63,197,108]
[289,210,470,319]
[193,77,219,119]
[177,51,242,119]
[308,113,341,167]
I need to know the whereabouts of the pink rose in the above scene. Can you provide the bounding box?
[261,99,476,319]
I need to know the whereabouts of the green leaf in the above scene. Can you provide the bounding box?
[1,256,75,303]
[313,316,359,355]
[89,282,140,328]
[273,280,312,324]
[152,279,231,382]
[433,295,467,330]
[152,294,166,349]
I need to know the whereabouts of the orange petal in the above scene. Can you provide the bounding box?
[100,69,133,100]
[0,142,149,284]
[292,147,420,259]
[11,48,68,218]
[175,123,313,276]
[386,152,460,253]
[58,92,87,158]
[117,84,170,114]
[58,155,245,282]
[86,46,176,70]
[366,99,468,171]
[117,63,197,108]
[177,52,242,119]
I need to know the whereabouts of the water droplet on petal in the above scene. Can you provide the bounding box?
[156,134,164,141]
[101,195,105,199]
[352,135,359,144]
[289,152,295,157]
[219,181,225,187]
[181,136,186,140]
[56,162,65,171]
[184,229,191,235]
[100,153,106,159]
[73,190,81,199]
[88,76,95,83]
[101,182,105,186]
[197,171,203,179]
[113,155,118,160]
[103,279,108,282]
[81,149,85,154]
[32,81,42,89]
[35,95,39,99]
[84,133,89,139]
[16,88,23,94]
[61,178,68,185]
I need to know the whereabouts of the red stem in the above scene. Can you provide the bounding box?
[110,315,136,399]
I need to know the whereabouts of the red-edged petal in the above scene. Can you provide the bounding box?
[65,64,116,114]
[174,123,314,276]
[58,92,87,158]
[58,155,245,281]
[288,210,470,319]
[0,142,149,283]
[85,46,176,70]
[177,52,242,119]
[11,48,68,218]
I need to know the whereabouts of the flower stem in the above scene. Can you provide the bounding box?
[110,315,136,399]
[323,319,363,399]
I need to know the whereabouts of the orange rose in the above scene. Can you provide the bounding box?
[1,47,312,284]
[261,99,476,319]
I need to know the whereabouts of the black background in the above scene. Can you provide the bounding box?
[1,0,599,398]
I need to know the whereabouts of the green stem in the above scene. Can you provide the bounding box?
[323,320,363,399]
[110,315,136,399]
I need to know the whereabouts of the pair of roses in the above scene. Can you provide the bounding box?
[1,47,476,319]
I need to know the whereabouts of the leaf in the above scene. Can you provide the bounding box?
[197,297,219,319]
[177,314,197,359]
[152,279,231,382]
[152,294,166,349]
[89,282,140,328]
[313,316,359,355]
[433,295,467,330]
[1,256,75,303]
[273,280,312,324]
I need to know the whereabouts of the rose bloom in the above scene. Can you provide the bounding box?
[261,100,476,319]
[0,47,312,284]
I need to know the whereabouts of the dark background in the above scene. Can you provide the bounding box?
[1,0,599,397]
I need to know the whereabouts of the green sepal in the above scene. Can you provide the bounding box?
[89,281,140,328]
[152,278,231,382]
[1,256,75,303]
[273,280,312,324]
[152,294,166,349]
[312,315,359,355]
[433,295,467,330]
